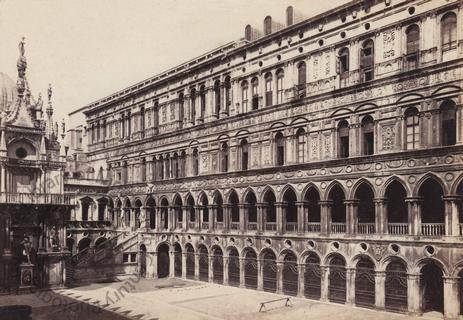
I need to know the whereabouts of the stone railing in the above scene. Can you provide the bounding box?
[0,192,73,205]
[285,222,297,233]
[331,223,346,233]
[230,222,240,230]
[358,223,375,234]
[66,220,112,229]
[247,223,258,231]
[265,223,277,231]
[388,223,408,235]
[306,223,321,233]
[421,223,445,236]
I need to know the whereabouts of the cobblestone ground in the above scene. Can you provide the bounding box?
[0,278,449,320]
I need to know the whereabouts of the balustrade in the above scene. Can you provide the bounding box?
[230,222,240,230]
[201,222,209,230]
[330,223,346,233]
[357,223,375,234]
[285,222,297,232]
[265,222,277,231]
[306,222,321,233]
[0,192,73,205]
[247,223,258,230]
[421,223,445,236]
[387,223,408,235]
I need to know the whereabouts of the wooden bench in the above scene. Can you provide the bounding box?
[258,297,292,312]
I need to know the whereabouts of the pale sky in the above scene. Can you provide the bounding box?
[0,0,347,124]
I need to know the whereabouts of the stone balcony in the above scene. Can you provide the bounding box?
[0,192,74,206]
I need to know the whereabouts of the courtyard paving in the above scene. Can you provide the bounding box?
[0,278,449,320]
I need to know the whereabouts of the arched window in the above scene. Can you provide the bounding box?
[192,148,199,176]
[220,142,229,172]
[245,25,252,41]
[224,76,231,111]
[241,81,249,112]
[276,69,284,104]
[441,12,457,52]
[295,128,306,163]
[177,94,183,127]
[164,154,171,179]
[297,61,307,97]
[338,47,349,87]
[264,16,272,35]
[338,120,349,158]
[338,47,349,74]
[405,24,420,70]
[251,77,259,110]
[265,73,273,106]
[405,107,420,150]
[172,153,179,178]
[441,100,456,146]
[360,40,374,82]
[214,80,221,116]
[200,85,206,118]
[275,132,285,166]
[240,139,249,170]
[361,116,374,155]
[158,156,164,180]
[190,88,196,123]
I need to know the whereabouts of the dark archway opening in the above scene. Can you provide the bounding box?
[186,244,195,279]
[421,262,444,313]
[355,257,375,308]
[157,243,170,278]
[304,253,321,299]
[385,259,408,312]
[262,251,277,293]
[228,248,240,286]
[244,249,257,289]
[282,252,298,296]
[198,245,209,282]
[174,243,182,278]
[328,255,346,304]
[212,247,223,284]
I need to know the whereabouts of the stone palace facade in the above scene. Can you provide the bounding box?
[65,0,463,319]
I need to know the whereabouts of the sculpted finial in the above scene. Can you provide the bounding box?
[48,84,52,101]
[19,37,26,57]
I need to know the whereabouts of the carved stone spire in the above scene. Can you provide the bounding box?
[46,84,55,139]
[16,37,27,98]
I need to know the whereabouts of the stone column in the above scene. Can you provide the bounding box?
[156,207,162,232]
[223,205,230,233]
[256,203,264,234]
[275,202,284,235]
[443,276,460,320]
[140,207,147,229]
[194,253,200,280]
[148,252,157,278]
[296,201,306,234]
[407,273,421,315]
[375,271,386,309]
[345,199,359,235]
[297,263,305,297]
[443,196,461,236]
[181,252,187,279]
[319,200,333,235]
[238,204,247,233]
[257,258,263,290]
[208,254,214,282]
[276,261,283,294]
[209,205,216,232]
[239,257,246,288]
[195,206,202,231]
[169,250,175,278]
[182,206,188,232]
[374,198,388,234]
[320,265,329,302]
[406,197,422,236]
[223,256,229,285]
[346,267,356,306]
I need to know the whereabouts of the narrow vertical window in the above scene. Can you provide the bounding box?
[190,89,196,123]
[296,128,306,163]
[240,139,249,171]
[441,100,456,146]
[405,25,420,70]
[192,148,199,176]
[221,142,229,172]
[214,80,221,116]
[251,77,259,110]
[275,132,285,166]
[265,73,273,106]
[405,107,420,150]
[200,85,206,118]
[241,81,248,112]
[297,61,306,97]
[441,12,457,52]
[338,120,350,158]
[360,40,374,82]
[276,69,284,104]
[338,47,349,87]
[361,116,374,155]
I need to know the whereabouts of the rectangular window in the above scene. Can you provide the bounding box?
[265,91,273,106]
[364,132,374,155]
[242,151,248,170]
[340,137,349,158]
